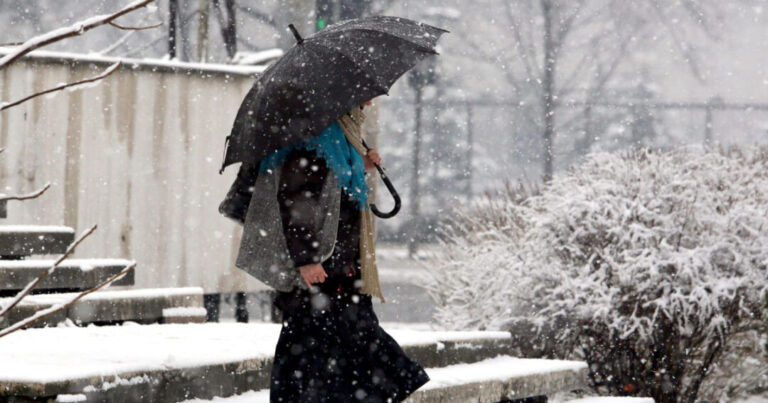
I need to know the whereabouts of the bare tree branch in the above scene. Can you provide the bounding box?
[0,262,136,338]
[98,10,160,55]
[0,0,154,68]
[506,2,543,81]
[647,0,706,82]
[0,225,98,320]
[108,20,163,31]
[0,182,51,202]
[0,62,120,112]
[119,9,199,58]
[236,5,277,28]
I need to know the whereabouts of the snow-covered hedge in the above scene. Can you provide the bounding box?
[426,147,768,402]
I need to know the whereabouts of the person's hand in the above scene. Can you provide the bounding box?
[299,263,327,288]
[363,149,382,170]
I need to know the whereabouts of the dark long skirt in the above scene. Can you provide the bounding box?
[270,266,430,402]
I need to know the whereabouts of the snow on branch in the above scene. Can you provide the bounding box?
[0,225,97,319]
[0,262,136,339]
[0,0,155,68]
[0,62,120,112]
[0,182,51,202]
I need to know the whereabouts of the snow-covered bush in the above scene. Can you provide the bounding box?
[426,147,768,402]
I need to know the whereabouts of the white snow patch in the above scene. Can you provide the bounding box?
[566,398,655,403]
[81,374,153,392]
[182,389,270,403]
[421,355,587,391]
[232,49,284,66]
[55,394,87,402]
[0,225,74,233]
[1,287,203,306]
[181,355,588,402]
[0,323,509,384]
[0,47,265,76]
[0,259,134,270]
[162,307,207,317]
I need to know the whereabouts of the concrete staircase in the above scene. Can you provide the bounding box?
[0,224,206,329]
[0,226,590,402]
[0,323,588,403]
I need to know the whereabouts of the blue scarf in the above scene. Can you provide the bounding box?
[258,122,369,209]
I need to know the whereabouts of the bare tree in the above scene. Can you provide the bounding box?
[455,0,732,181]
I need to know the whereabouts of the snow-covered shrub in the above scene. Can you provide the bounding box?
[426,147,768,402]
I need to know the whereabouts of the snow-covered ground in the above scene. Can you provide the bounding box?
[180,355,588,403]
[0,322,509,384]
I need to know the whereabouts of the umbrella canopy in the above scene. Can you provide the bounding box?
[219,15,447,174]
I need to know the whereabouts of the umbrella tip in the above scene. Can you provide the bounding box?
[288,24,304,44]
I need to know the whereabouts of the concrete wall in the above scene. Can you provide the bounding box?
[0,52,268,293]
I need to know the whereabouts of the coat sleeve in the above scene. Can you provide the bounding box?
[277,148,331,268]
[218,161,258,225]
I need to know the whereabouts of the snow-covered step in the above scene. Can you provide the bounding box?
[566,398,655,403]
[180,356,589,403]
[410,355,588,402]
[162,307,208,324]
[0,287,204,329]
[0,225,75,257]
[0,258,135,294]
[0,323,515,402]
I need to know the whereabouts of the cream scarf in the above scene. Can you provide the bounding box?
[338,107,385,303]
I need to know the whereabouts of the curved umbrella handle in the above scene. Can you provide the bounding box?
[370,163,401,219]
[361,139,401,219]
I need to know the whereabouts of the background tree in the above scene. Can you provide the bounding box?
[454,0,733,181]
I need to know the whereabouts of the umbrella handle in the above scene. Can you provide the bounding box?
[369,164,401,219]
[361,139,401,219]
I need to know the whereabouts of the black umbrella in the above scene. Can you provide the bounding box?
[219,16,447,218]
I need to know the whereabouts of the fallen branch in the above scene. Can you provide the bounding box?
[0,62,120,112]
[0,225,97,319]
[0,262,136,338]
[109,21,163,31]
[0,182,51,202]
[0,0,154,68]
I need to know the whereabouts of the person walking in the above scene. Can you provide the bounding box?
[217,15,446,402]
[222,102,430,402]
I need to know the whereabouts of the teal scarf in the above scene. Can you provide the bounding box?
[258,122,369,209]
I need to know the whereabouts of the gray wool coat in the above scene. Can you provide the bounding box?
[234,162,342,292]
